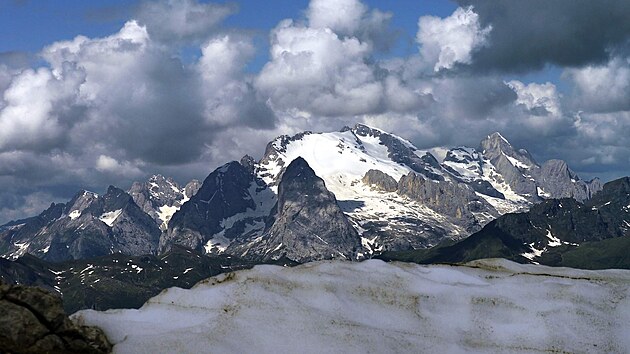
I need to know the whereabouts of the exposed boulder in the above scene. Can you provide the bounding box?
[0,280,111,354]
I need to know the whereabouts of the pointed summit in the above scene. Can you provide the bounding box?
[479,132,514,158]
[253,157,361,262]
[128,174,199,230]
[480,132,538,168]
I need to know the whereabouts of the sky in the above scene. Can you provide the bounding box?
[0,0,629,224]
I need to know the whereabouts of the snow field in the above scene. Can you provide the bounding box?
[75,259,630,354]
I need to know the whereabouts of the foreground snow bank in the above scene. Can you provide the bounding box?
[74,259,630,354]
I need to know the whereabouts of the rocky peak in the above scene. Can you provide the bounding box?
[480,132,537,168]
[541,159,575,177]
[97,186,133,213]
[161,161,256,253]
[260,132,313,165]
[128,174,199,230]
[276,157,322,211]
[65,190,99,216]
[480,132,512,154]
[256,157,362,262]
[240,155,256,175]
[351,123,384,138]
[184,179,201,198]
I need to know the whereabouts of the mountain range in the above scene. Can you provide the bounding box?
[3,124,630,314]
[1,124,602,264]
[379,177,630,269]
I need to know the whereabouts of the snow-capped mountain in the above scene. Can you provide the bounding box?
[1,124,602,263]
[164,124,601,260]
[128,175,201,230]
[0,186,161,261]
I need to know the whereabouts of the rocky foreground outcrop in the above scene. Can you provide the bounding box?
[0,280,111,354]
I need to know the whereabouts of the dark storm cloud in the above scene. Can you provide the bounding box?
[434,75,517,119]
[457,0,630,72]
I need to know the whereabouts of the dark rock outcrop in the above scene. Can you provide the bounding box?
[1,247,296,314]
[0,280,111,353]
[161,161,257,253]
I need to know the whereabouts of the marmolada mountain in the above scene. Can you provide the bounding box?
[2,125,630,353]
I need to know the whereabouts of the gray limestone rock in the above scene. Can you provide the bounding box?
[397,172,496,232]
[362,169,398,192]
[537,159,602,202]
[129,175,200,231]
[242,157,362,262]
[479,132,540,200]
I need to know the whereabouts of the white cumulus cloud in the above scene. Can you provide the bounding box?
[506,80,561,117]
[417,6,491,72]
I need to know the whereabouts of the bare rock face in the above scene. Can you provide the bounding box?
[128,175,201,231]
[479,133,602,202]
[397,172,495,232]
[245,157,362,262]
[161,161,257,253]
[0,187,161,262]
[538,160,601,202]
[362,169,398,192]
[479,132,539,199]
[0,280,111,354]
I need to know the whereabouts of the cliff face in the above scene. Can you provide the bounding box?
[238,157,362,262]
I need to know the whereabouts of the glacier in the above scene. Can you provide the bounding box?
[74,259,630,353]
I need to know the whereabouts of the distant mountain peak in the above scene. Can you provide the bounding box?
[128,174,200,231]
[487,131,510,144]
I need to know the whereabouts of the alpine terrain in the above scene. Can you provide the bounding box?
[2,124,601,264]
[379,177,630,269]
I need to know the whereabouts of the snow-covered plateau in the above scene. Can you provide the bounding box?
[74,259,630,354]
